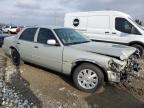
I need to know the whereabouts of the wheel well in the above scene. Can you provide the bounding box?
[71,61,108,82]
[9,46,19,53]
[129,41,144,48]
[10,46,15,49]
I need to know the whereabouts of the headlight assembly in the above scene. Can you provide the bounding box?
[108,59,123,72]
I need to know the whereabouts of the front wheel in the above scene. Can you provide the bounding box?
[11,49,20,66]
[73,63,104,93]
[132,44,144,58]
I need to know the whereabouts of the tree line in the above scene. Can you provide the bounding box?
[135,19,143,26]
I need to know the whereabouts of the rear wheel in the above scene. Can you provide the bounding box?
[73,63,104,93]
[132,44,144,58]
[11,48,20,66]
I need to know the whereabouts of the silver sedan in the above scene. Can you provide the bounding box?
[2,27,139,92]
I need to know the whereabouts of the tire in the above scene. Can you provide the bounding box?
[11,48,20,66]
[73,63,104,93]
[132,44,144,58]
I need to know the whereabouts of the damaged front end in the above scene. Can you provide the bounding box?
[107,55,141,82]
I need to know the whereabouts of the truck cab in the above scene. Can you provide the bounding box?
[64,11,144,56]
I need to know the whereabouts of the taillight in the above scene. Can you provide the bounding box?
[16,27,21,33]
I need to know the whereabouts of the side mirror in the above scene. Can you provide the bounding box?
[47,39,57,45]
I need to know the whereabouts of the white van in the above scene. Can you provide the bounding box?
[64,11,144,56]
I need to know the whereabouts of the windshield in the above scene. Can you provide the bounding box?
[54,28,90,45]
[129,18,144,31]
[141,26,144,30]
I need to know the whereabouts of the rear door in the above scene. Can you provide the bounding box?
[16,28,38,62]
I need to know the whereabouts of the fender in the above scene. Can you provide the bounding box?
[71,58,107,73]
[71,58,108,81]
[72,58,105,68]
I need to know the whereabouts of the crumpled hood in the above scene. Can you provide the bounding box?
[70,42,136,60]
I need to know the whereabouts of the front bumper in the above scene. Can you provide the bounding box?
[107,61,140,82]
[107,70,120,82]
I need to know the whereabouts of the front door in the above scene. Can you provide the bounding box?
[34,28,63,72]
[109,17,142,44]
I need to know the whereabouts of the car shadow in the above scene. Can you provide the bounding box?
[85,84,144,108]
[24,62,144,108]
[24,62,76,87]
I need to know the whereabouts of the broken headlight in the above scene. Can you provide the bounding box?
[127,56,141,72]
[108,59,123,72]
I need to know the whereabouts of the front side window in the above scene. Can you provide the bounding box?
[115,18,141,35]
[19,28,37,41]
[37,28,56,44]
[54,28,90,45]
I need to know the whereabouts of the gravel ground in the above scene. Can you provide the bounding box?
[0,48,144,108]
[0,58,41,108]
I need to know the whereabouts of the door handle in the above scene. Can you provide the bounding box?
[105,32,109,34]
[34,46,38,48]
[17,42,20,45]
[112,32,117,34]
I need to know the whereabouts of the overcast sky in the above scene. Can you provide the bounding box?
[0,0,144,26]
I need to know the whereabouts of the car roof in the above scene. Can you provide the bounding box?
[24,26,72,30]
[66,10,131,19]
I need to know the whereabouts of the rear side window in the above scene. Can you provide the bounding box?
[11,26,17,28]
[19,28,37,41]
[115,18,141,35]
[37,28,55,44]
